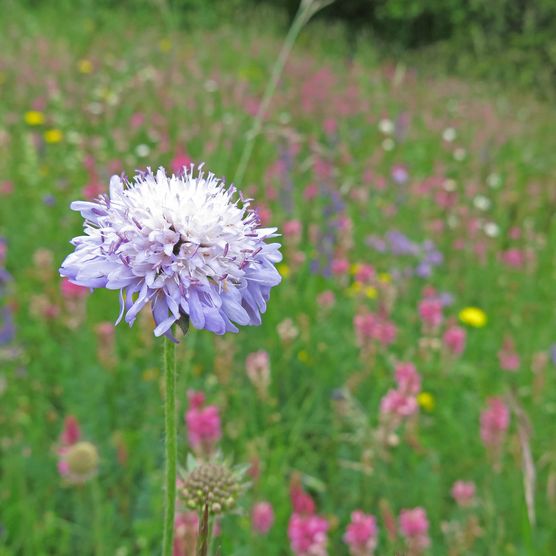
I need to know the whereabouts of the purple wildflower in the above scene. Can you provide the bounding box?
[550,344,556,366]
[60,165,282,340]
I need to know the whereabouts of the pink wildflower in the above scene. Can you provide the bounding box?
[173,511,198,556]
[395,362,421,395]
[443,326,466,356]
[317,290,335,308]
[185,390,221,457]
[304,183,319,200]
[498,336,520,372]
[380,389,418,418]
[451,480,476,507]
[331,258,349,276]
[60,278,89,299]
[354,312,397,348]
[418,298,443,331]
[500,249,526,269]
[344,511,378,556]
[60,415,81,446]
[283,219,303,240]
[171,150,192,174]
[391,164,409,184]
[290,481,316,515]
[480,397,509,448]
[323,118,337,136]
[245,350,271,396]
[288,513,329,556]
[354,263,375,284]
[399,507,430,554]
[0,181,13,196]
[251,501,274,535]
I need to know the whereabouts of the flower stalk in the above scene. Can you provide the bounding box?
[234,0,334,185]
[197,503,210,556]
[162,335,178,556]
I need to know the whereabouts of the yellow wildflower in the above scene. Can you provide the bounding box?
[142,368,159,382]
[347,282,362,296]
[347,282,377,299]
[297,350,310,364]
[350,263,361,275]
[44,129,63,144]
[278,263,290,279]
[24,111,45,126]
[459,307,487,328]
[159,38,172,53]
[378,272,391,284]
[417,392,435,412]
[364,286,377,299]
[77,59,93,74]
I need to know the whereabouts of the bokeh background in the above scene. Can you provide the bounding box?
[1,0,556,554]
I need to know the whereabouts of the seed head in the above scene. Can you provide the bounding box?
[179,462,242,515]
[64,441,99,484]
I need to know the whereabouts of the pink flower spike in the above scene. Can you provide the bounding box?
[184,391,221,456]
[443,325,466,356]
[344,511,378,555]
[451,480,476,507]
[251,501,274,535]
[60,415,81,446]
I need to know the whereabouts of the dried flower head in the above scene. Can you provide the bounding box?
[60,165,281,340]
[61,441,99,485]
[179,461,243,515]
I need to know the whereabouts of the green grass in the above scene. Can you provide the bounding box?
[1,3,556,555]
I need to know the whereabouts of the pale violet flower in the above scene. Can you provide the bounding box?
[60,165,281,340]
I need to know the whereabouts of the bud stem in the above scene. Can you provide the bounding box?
[197,503,210,556]
[162,337,177,556]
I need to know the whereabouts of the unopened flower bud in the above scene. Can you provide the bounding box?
[179,462,241,515]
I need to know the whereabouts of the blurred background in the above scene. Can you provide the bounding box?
[1,0,556,555]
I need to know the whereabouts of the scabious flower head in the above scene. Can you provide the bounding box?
[251,501,275,535]
[343,511,378,555]
[59,166,281,340]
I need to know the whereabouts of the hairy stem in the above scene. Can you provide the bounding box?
[162,337,177,556]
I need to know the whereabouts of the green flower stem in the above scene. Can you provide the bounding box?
[91,479,104,556]
[162,336,177,556]
[234,0,333,186]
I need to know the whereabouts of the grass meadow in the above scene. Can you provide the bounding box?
[1,3,556,555]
